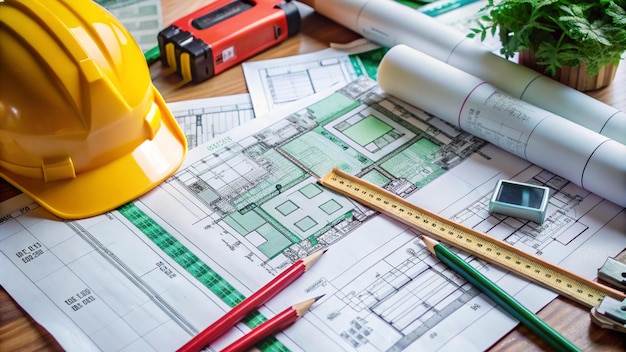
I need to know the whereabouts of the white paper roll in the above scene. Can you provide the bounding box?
[303,0,626,144]
[378,45,626,207]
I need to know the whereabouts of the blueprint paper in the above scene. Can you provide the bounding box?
[378,45,626,207]
[242,3,493,117]
[1,78,624,352]
[243,40,381,116]
[168,94,255,149]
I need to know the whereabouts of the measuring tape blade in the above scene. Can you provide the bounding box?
[319,168,626,308]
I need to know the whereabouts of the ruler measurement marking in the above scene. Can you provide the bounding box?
[320,168,625,309]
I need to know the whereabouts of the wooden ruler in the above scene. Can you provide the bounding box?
[319,167,626,308]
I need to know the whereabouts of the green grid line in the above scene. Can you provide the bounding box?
[117,203,289,352]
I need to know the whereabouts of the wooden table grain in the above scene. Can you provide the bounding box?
[1,1,625,351]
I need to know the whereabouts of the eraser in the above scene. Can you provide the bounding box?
[489,180,550,224]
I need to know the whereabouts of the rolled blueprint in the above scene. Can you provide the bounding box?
[378,45,626,207]
[297,0,626,144]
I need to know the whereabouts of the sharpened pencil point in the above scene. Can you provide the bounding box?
[419,235,438,255]
[294,296,323,316]
[314,294,325,301]
[303,249,327,271]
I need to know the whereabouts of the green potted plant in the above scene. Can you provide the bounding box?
[469,0,626,91]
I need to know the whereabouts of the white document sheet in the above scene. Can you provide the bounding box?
[243,1,493,118]
[168,94,255,149]
[1,78,624,352]
[243,40,380,116]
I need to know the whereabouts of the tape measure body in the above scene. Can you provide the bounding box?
[319,168,625,308]
[158,0,301,83]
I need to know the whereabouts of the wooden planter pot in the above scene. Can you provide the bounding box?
[518,50,618,92]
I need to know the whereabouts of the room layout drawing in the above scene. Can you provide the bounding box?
[1,78,623,352]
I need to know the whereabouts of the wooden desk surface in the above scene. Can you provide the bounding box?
[1,1,625,351]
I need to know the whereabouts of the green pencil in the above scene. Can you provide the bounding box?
[420,235,581,352]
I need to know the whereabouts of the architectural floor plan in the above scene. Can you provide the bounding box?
[243,42,384,116]
[1,78,623,352]
[168,94,255,149]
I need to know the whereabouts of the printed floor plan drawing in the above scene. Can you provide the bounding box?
[167,78,487,260]
[243,43,385,116]
[242,2,496,119]
[168,94,255,149]
[1,78,624,352]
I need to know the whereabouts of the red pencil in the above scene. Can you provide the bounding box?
[220,295,323,352]
[177,249,326,352]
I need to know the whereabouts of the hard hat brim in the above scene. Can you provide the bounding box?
[0,92,187,219]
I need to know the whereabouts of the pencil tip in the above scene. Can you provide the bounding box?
[303,249,326,270]
[420,235,438,254]
[314,294,325,301]
[294,295,325,315]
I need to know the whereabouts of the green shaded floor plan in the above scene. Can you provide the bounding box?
[168,78,486,260]
[3,76,621,352]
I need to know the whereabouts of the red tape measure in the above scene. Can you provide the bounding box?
[158,0,300,83]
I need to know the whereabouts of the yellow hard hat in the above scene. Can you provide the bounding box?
[0,0,187,219]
